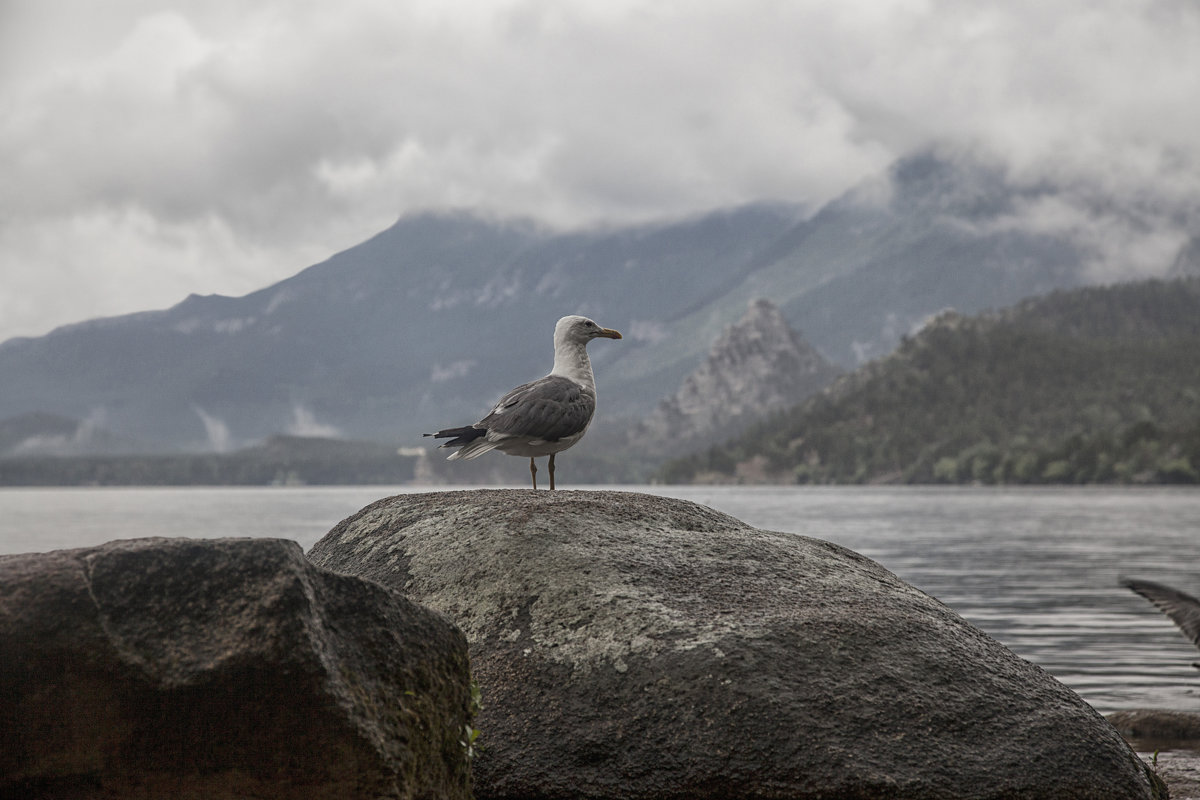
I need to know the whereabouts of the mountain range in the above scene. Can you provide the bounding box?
[1,149,1195,457]
[660,277,1200,485]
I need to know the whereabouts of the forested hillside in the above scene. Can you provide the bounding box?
[660,278,1200,484]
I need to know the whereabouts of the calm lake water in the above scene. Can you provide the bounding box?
[2,484,1199,717]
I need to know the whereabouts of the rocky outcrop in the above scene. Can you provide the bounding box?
[0,537,473,800]
[309,490,1164,800]
[634,299,839,454]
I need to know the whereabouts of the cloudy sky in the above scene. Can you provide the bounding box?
[2,0,1198,344]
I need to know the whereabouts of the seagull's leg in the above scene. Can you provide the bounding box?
[529,457,537,490]
[549,453,556,490]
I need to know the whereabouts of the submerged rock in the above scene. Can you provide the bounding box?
[0,537,473,800]
[309,489,1164,800]
[1109,709,1200,746]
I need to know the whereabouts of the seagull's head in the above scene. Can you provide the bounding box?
[556,315,622,346]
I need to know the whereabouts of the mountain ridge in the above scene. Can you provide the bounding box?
[0,150,1192,454]
[660,276,1200,485]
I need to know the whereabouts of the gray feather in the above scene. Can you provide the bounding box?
[482,375,595,441]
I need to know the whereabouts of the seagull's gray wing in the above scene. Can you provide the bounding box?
[481,375,596,442]
[1122,577,1200,648]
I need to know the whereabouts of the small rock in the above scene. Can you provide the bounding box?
[1110,709,1200,748]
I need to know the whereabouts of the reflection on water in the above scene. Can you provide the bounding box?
[2,484,1199,715]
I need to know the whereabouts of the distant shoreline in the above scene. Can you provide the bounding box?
[3,451,1197,487]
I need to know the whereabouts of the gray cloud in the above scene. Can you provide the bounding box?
[2,0,1199,342]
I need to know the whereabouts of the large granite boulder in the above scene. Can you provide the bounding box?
[309,490,1164,800]
[0,537,474,800]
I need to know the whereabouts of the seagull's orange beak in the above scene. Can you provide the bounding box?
[596,327,622,340]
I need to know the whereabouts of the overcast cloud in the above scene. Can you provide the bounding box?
[2,0,1198,342]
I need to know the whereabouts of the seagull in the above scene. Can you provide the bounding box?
[1122,577,1200,669]
[424,315,622,489]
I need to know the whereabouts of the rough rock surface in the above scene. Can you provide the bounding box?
[0,537,473,800]
[309,490,1163,800]
[634,298,840,454]
[1141,750,1200,800]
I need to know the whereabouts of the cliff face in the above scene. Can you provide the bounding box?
[634,298,839,453]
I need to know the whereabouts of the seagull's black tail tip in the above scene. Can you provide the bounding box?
[424,425,486,448]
